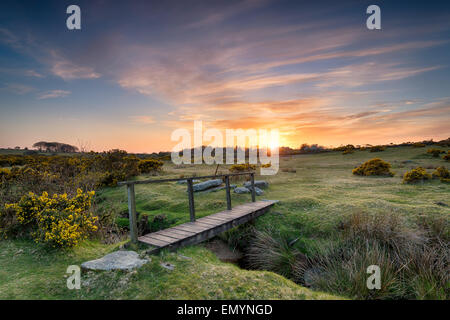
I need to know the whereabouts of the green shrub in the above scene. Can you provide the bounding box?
[403,167,431,184]
[229,163,256,172]
[0,168,11,181]
[334,144,355,152]
[427,149,445,158]
[148,214,175,232]
[3,189,98,247]
[443,151,450,161]
[115,217,129,229]
[352,158,394,176]
[412,142,426,148]
[342,149,354,155]
[138,159,163,173]
[432,166,450,183]
[369,146,386,152]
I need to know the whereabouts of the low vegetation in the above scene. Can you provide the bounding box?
[432,166,450,183]
[0,143,449,300]
[403,167,432,184]
[427,148,445,157]
[2,189,98,247]
[352,158,394,176]
[369,145,386,152]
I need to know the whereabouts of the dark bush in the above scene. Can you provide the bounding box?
[427,149,445,158]
[229,163,256,172]
[412,142,426,148]
[369,146,386,152]
[138,159,163,173]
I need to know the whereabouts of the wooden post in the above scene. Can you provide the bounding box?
[250,173,256,202]
[225,175,232,210]
[187,178,196,222]
[127,183,138,243]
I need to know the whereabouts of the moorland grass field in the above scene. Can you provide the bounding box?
[0,145,448,299]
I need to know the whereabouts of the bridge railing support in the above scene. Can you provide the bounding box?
[119,171,256,243]
[126,183,138,243]
[250,173,256,202]
[225,175,232,210]
[187,178,196,222]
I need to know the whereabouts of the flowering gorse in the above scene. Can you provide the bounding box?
[5,189,98,248]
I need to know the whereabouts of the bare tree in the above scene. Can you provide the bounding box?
[77,139,92,153]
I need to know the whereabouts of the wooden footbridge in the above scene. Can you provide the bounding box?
[118,172,276,253]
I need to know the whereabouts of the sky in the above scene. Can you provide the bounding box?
[0,0,449,153]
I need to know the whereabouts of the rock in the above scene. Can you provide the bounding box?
[246,186,264,196]
[234,187,250,194]
[178,254,192,260]
[435,201,448,207]
[199,184,237,194]
[81,251,148,271]
[199,185,225,193]
[160,262,175,270]
[303,267,321,287]
[243,180,269,189]
[176,179,200,185]
[192,179,223,192]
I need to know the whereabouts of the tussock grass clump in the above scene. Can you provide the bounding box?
[338,211,424,248]
[352,158,394,176]
[403,167,431,184]
[246,228,304,278]
[296,211,449,299]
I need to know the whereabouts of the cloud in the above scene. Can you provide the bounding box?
[129,115,155,124]
[24,70,44,78]
[1,83,34,95]
[50,57,101,80]
[37,90,71,99]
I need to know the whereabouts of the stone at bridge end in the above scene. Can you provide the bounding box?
[81,250,149,271]
[234,186,250,194]
[244,180,269,189]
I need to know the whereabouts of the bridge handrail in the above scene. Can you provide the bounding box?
[117,172,254,186]
[118,171,256,243]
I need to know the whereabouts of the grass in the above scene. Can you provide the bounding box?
[1,145,448,299]
[0,240,339,299]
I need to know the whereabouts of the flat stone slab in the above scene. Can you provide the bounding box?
[81,251,149,271]
[193,179,223,192]
[198,184,237,194]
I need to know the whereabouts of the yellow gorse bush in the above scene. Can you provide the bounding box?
[402,167,431,184]
[352,158,394,177]
[5,189,98,248]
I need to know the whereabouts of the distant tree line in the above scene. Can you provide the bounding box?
[32,141,79,153]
